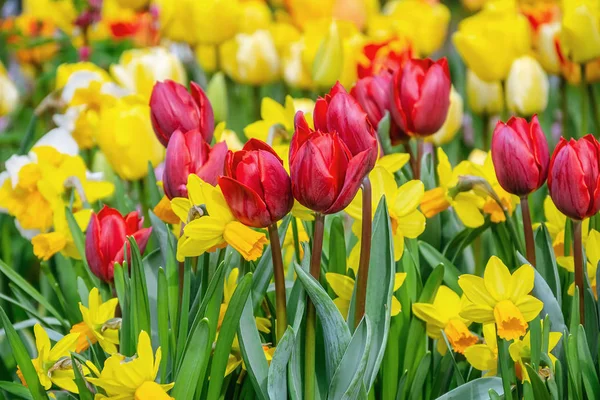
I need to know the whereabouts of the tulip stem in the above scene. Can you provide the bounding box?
[291,217,302,265]
[354,177,372,329]
[581,64,588,138]
[403,143,416,177]
[305,213,325,400]
[573,219,585,324]
[268,223,287,345]
[520,196,536,267]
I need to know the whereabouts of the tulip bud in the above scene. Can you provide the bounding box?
[206,72,228,123]
[491,115,549,196]
[219,139,293,228]
[314,82,378,170]
[85,206,152,282]
[548,134,600,220]
[536,22,561,75]
[390,58,452,137]
[163,129,228,199]
[426,87,464,146]
[351,70,393,129]
[505,56,549,116]
[560,0,600,63]
[289,112,372,214]
[312,22,343,88]
[149,80,215,147]
[466,69,504,115]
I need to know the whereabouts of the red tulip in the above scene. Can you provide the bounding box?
[491,115,549,196]
[313,82,378,170]
[548,135,600,220]
[289,112,372,214]
[85,206,152,282]
[390,57,451,137]
[219,139,293,228]
[149,80,214,146]
[357,37,413,79]
[163,129,228,199]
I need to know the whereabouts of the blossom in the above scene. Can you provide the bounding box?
[70,288,120,354]
[464,324,498,376]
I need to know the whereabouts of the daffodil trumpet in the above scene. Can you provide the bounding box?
[354,177,372,328]
[573,219,585,323]
[521,196,536,267]
[267,223,287,344]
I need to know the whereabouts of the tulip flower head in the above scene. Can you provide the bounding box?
[491,115,549,197]
[390,58,452,137]
[459,256,543,341]
[560,0,600,64]
[548,135,600,220]
[466,69,504,116]
[505,56,549,116]
[219,139,293,228]
[85,206,153,282]
[150,80,215,147]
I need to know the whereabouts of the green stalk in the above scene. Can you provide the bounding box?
[354,177,372,328]
[520,196,536,267]
[496,335,516,399]
[268,223,287,344]
[573,219,584,324]
[291,217,302,265]
[304,213,325,399]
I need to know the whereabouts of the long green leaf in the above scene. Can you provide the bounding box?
[267,327,295,400]
[238,297,270,400]
[64,208,100,289]
[534,224,561,305]
[434,378,504,399]
[70,355,93,400]
[577,325,600,398]
[0,381,34,399]
[408,352,432,400]
[128,238,151,341]
[418,242,462,294]
[171,318,211,399]
[157,268,169,382]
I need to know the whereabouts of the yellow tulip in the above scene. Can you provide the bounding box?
[220,30,280,85]
[453,1,531,81]
[466,69,504,115]
[191,0,241,45]
[509,324,561,381]
[426,87,464,146]
[154,0,197,43]
[505,56,549,116]
[560,0,600,63]
[312,22,344,88]
[464,324,498,376]
[0,62,18,117]
[22,0,77,34]
[239,0,272,33]
[536,22,561,74]
[96,96,164,180]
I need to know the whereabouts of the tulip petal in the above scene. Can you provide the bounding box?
[325,149,372,214]
[198,141,228,186]
[85,212,107,281]
[218,177,271,228]
[411,62,451,135]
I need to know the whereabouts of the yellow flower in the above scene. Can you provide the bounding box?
[412,286,478,355]
[70,288,120,354]
[536,22,561,75]
[114,0,148,10]
[0,61,18,116]
[453,1,531,81]
[154,0,199,44]
[539,196,589,257]
[466,69,504,115]
[420,148,485,228]
[326,272,406,320]
[558,229,600,299]
[464,324,498,376]
[459,256,543,341]
[110,47,186,100]
[426,87,464,146]
[32,207,92,261]
[560,0,600,63]
[96,95,164,181]
[22,0,77,34]
[509,324,562,382]
[312,21,344,88]
[87,331,174,399]
[55,62,112,93]
[191,0,241,45]
[17,324,84,393]
[505,56,549,116]
[171,174,268,262]
[238,0,272,33]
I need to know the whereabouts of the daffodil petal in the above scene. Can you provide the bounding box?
[483,256,512,301]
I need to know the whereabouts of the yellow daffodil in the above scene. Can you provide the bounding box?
[539,196,589,257]
[464,324,498,376]
[0,61,18,116]
[459,256,543,341]
[326,272,406,320]
[171,174,268,262]
[466,69,504,116]
[425,87,464,147]
[70,288,120,354]
[32,207,92,261]
[509,324,562,382]
[560,0,600,63]
[96,95,164,181]
[558,229,600,299]
[412,286,478,355]
[226,338,276,376]
[87,331,174,399]
[17,324,84,393]
[420,148,485,228]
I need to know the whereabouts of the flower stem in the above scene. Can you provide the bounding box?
[291,217,302,265]
[496,335,516,400]
[268,223,287,344]
[403,142,416,178]
[415,139,424,180]
[520,196,536,267]
[581,64,588,138]
[482,113,490,151]
[304,213,325,399]
[573,219,585,324]
[354,177,372,328]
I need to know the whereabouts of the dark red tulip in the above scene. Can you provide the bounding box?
[85,206,152,282]
[289,112,372,214]
[313,82,378,171]
[219,139,293,228]
[491,115,549,196]
[548,135,600,220]
[163,129,228,199]
[390,57,451,137]
[149,80,214,146]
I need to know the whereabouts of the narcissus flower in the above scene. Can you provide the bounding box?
[548,135,600,220]
[539,196,590,257]
[32,207,92,261]
[412,286,478,355]
[464,324,498,376]
[87,331,174,399]
[509,324,562,382]
[171,174,268,261]
[459,256,543,341]
[560,0,600,63]
[505,56,549,116]
[558,229,600,298]
[70,287,120,353]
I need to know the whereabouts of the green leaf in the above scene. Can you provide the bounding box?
[0,307,48,400]
[534,224,561,305]
[268,327,295,400]
[113,264,132,356]
[525,364,551,400]
[128,237,151,341]
[408,352,432,400]
[434,378,504,399]
[174,258,192,370]
[530,268,567,341]
[70,355,93,400]
[157,268,170,382]
[171,318,211,399]
[418,241,462,294]
[238,296,269,400]
[0,381,34,399]
[577,325,600,398]
[64,208,100,289]
[565,333,582,400]
[327,215,346,277]
[145,161,162,208]
[443,220,491,264]
[529,318,542,371]
[377,112,393,155]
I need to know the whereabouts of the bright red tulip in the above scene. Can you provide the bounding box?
[313,82,378,170]
[491,115,549,196]
[548,134,600,220]
[289,112,372,214]
[390,57,451,137]
[219,139,293,228]
[149,80,214,146]
[85,206,152,282]
[163,129,228,199]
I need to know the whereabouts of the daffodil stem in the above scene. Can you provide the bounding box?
[581,64,588,138]
[354,177,372,329]
[520,196,536,267]
[268,223,287,344]
[573,219,585,324]
[305,213,325,400]
[496,336,516,399]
